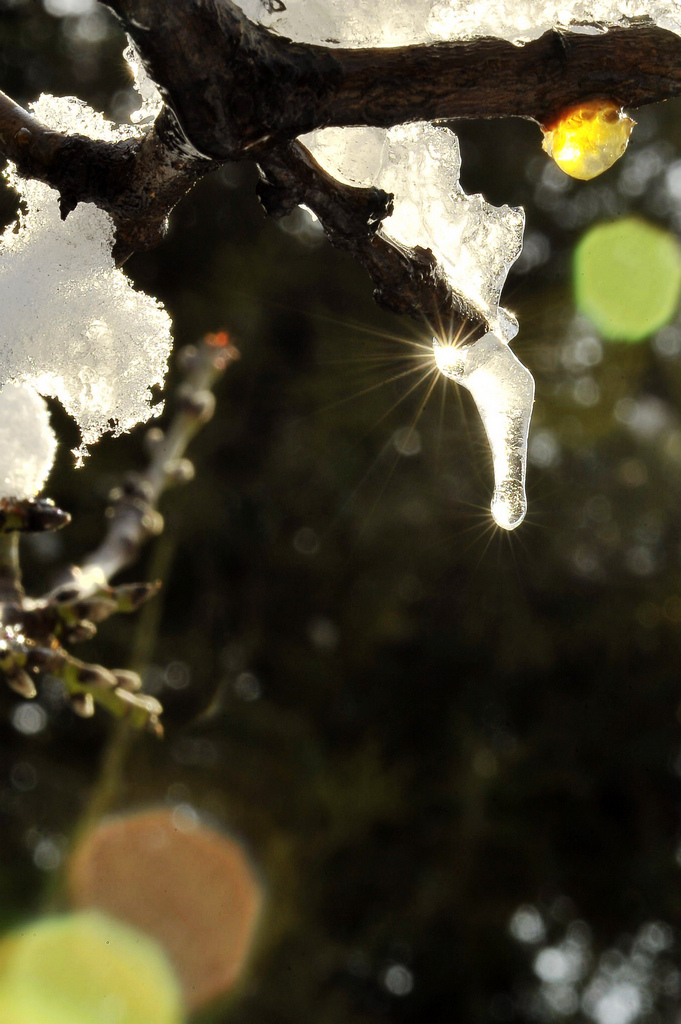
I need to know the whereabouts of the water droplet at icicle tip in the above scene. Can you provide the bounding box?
[433,333,535,531]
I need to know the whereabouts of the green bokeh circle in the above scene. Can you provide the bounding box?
[0,911,183,1024]
[573,217,681,342]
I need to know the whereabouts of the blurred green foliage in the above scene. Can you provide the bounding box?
[2,4,681,1024]
[574,217,681,341]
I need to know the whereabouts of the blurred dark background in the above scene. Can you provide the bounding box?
[3,2,681,1022]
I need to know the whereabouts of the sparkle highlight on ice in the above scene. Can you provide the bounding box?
[433,334,535,530]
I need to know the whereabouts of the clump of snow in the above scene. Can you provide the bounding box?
[304,123,524,339]
[0,383,57,499]
[434,333,534,530]
[0,94,173,464]
[31,93,137,143]
[0,46,168,487]
[234,0,681,46]
[426,0,681,45]
[30,44,161,137]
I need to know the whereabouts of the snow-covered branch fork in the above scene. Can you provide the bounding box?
[2,5,681,325]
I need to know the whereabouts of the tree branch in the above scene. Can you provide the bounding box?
[0,92,211,262]
[257,141,486,331]
[105,2,681,158]
[65,332,238,595]
[0,335,236,733]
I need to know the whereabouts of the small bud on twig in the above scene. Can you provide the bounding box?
[111,580,161,613]
[0,498,71,534]
[71,693,95,718]
[66,621,98,644]
[8,669,37,699]
[177,344,199,373]
[165,458,195,484]
[176,384,216,422]
[144,427,165,454]
[113,669,142,693]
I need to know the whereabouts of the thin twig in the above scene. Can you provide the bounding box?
[0,532,22,605]
[0,333,238,733]
[64,332,238,594]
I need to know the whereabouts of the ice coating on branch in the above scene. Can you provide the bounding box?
[304,123,524,340]
[0,383,57,499]
[233,0,681,45]
[434,334,534,530]
[124,40,163,125]
[0,95,173,464]
[427,0,681,45]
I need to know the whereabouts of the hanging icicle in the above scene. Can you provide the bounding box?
[433,334,535,530]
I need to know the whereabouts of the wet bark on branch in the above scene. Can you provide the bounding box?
[0,93,210,262]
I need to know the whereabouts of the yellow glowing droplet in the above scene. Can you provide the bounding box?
[541,100,635,181]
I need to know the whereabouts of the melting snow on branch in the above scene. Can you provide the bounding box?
[268,1,541,525]
[0,384,57,499]
[304,123,525,340]
[0,80,172,470]
[304,122,533,528]
[236,0,681,45]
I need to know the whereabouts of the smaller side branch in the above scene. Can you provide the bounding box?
[257,142,486,333]
[68,333,238,594]
[0,533,22,605]
[0,93,212,261]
